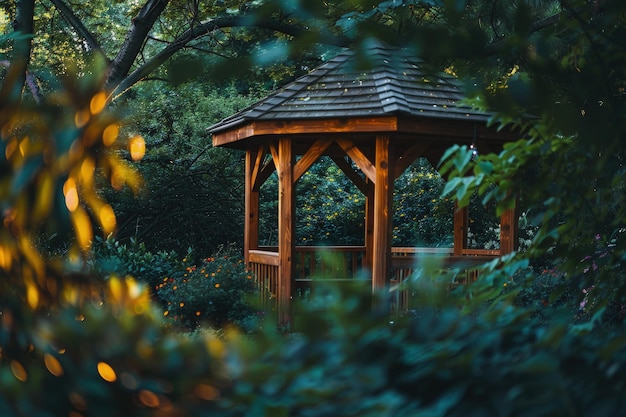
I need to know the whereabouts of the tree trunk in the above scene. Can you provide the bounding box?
[9,0,35,102]
[104,0,170,92]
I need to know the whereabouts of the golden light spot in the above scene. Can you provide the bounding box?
[10,360,27,382]
[138,389,160,408]
[44,353,64,377]
[128,135,145,161]
[214,284,220,288]
[63,178,79,212]
[179,302,185,307]
[18,137,29,157]
[26,280,39,310]
[97,361,116,382]
[71,206,93,250]
[195,311,201,316]
[74,109,90,128]
[163,310,169,316]
[102,124,119,146]
[90,92,107,115]
[98,204,116,234]
[206,338,225,358]
[5,137,17,159]
[80,158,95,183]
[194,384,219,401]
[0,245,13,271]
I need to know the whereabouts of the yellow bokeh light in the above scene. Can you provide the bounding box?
[90,92,107,115]
[44,353,64,377]
[80,158,95,184]
[97,361,117,382]
[71,206,93,250]
[98,204,116,234]
[108,276,122,303]
[0,245,12,271]
[102,124,119,146]
[63,178,79,212]
[10,360,27,382]
[74,109,90,128]
[128,135,145,161]
[26,280,39,310]
[4,137,17,159]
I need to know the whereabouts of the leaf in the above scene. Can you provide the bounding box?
[442,177,461,197]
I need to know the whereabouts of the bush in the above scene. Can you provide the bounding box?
[90,236,185,291]
[155,245,261,331]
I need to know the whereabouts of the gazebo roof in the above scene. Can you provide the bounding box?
[208,44,495,147]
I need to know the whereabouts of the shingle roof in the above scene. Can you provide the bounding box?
[207,44,491,135]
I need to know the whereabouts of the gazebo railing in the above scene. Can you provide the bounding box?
[249,246,499,312]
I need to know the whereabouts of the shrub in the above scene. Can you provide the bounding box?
[90,236,185,291]
[155,245,260,331]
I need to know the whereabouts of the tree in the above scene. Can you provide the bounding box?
[2,0,348,102]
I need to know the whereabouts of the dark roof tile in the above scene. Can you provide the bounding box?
[208,45,491,134]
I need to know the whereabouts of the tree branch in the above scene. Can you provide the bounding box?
[48,0,105,57]
[108,14,348,100]
[105,0,170,91]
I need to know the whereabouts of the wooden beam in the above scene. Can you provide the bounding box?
[330,156,368,195]
[250,145,265,191]
[269,142,280,176]
[276,137,295,329]
[211,116,519,148]
[336,138,377,184]
[364,180,375,275]
[372,136,394,292]
[244,149,260,263]
[394,142,431,180]
[255,158,276,192]
[293,138,333,182]
[211,116,400,146]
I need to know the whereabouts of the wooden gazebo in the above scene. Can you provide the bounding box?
[208,45,519,327]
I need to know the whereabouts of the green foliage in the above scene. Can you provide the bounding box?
[155,245,261,331]
[108,82,266,254]
[90,238,261,332]
[90,236,184,290]
[226,284,626,417]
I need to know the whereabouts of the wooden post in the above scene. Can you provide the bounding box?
[244,149,259,265]
[499,199,518,255]
[276,137,295,329]
[453,201,468,256]
[372,136,394,292]
[364,180,375,277]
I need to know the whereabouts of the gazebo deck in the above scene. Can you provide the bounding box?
[249,245,498,313]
